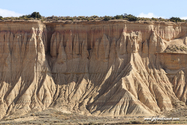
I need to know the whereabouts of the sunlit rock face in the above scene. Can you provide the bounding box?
[0,20,187,118]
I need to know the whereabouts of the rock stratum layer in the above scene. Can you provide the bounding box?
[0,20,187,118]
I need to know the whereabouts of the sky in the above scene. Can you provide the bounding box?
[0,0,187,19]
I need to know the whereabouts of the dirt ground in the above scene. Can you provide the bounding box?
[0,107,187,125]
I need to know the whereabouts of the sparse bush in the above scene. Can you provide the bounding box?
[18,12,42,20]
[91,15,99,19]
[158,17,168,22]
[114,14,123,19]
[87,18,90,21]
[103,16,111,21]
[151,17,158,21]
[124,14,138,21]
[30,12,42,19]
[0,16,3,20]
[170,17,182,22]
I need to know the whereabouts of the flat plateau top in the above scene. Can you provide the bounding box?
[0,19,185,25]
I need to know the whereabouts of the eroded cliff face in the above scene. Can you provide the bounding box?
[0,20,187,118]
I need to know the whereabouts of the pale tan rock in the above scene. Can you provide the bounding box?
[0,20,187,119]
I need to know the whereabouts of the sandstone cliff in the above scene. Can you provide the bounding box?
[0,20,187,119]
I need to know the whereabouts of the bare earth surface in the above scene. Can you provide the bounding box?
[0,107,187,124]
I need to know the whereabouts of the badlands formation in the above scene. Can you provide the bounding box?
[0,20,187,119]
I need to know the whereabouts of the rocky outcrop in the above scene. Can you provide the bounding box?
[0,20,187,118]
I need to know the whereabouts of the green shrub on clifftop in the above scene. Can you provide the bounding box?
[169,17,182,22]
[114,14,124,19]
[103,16,112,21]
[19,12,42,19]
[124,14,138,21]
[30,12,42,19]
